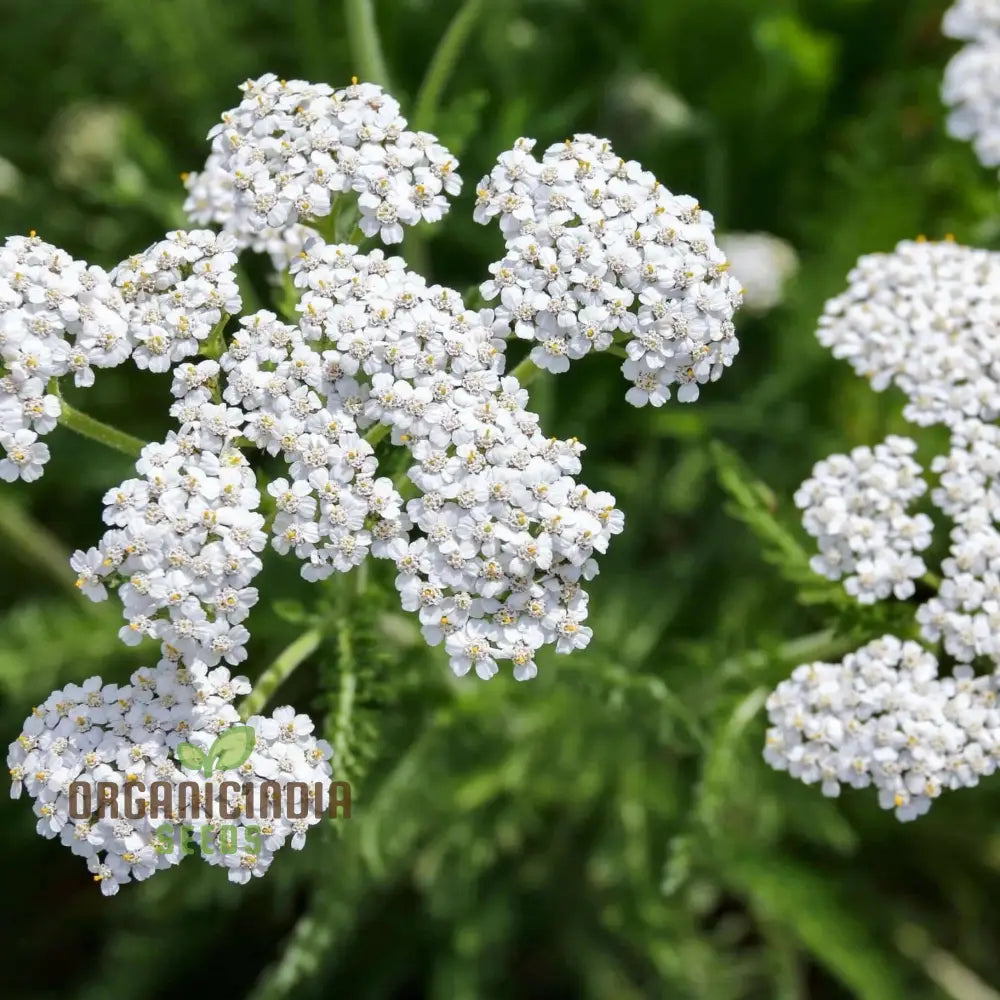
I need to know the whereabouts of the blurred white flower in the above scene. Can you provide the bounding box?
[48,101,129,188]
[717,232,798,313]
[942,0,1000,167]
[0,155,21,198]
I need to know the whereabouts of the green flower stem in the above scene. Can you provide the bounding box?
[922,570,942,591]
[344,0,392,89]
[200,314,230,360]
[403,0,486,277]
[508,354,544,387]
[54,387,146,459]
[364,423,390,447]
[239,626,324,721]
[331,619,357,782]
[0,492,81,600]
[412,0,486,132]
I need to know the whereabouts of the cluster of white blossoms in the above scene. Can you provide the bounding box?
[183,152,320,271]
[112,230,241,373]
[219,307,406,581]
[764,635,1000,821]
[6,663,333,894]
[817,239,1000,428]
[69,386,265,670]
[942,0,1000,167]
[0,229,242,482]
[285,238,625,680]
[474,135,742,405]
[185,74,461,253]
[769,233,1000,819]
[61,235,625,682]
[0,234,129,482]
[4,73,742,886]
[794,436,932,604]
[919,419,1000,663]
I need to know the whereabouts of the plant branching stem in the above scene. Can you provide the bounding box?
[239,627,324,720]
[54,386,146,458]
[412,0,486,132]
[344,0,392,89]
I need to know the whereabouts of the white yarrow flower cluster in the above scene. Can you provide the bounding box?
[942,0,1000,167]
[770,236,1000,820]
[0,228,243,481]
[919,419,1000,663]
[764,636,1000,821]
[7,665,332,894]
[474,135,742,405]
[794,436,932,603]
[0,234,129,482]
[183,152,320,271]
[179,703,334,885]
[113,230,241,372]
[188,74,461,248]
[4,73,742,884]
[287,238,625,679]
[219,308,407,580]
[70,398,264,670]
[817,239,1000,428]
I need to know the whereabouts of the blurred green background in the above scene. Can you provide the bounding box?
[3,0,1000,997]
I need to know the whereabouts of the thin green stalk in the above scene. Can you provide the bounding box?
[239,626,324,720]
[0,492,81,600]
[331,623,357,781]
[199,314,230,360]
[364,423,390,447]
[55,388,146,458]
[412,0,486,132]
[508,353,544,387]
[344,0,392,88]
[404,0,486,276]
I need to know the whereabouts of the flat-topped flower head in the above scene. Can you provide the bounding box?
[8,664,332,895]
[764,635,1000,822]
[187,74,462,249]
[475,134,742,405]
[818,238,1000,427]
[0,233,129,481]
[795,436,932,604]
[113,230,241,372]
[942,1,1000,166]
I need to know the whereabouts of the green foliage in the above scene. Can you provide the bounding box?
[4,1,1000,998]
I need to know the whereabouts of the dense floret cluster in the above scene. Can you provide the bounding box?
[184,74,461,258]
[942,0,1000,167]
[2,73,742,889]
[474,135,742,405]
[7,665,332,894]
[767,235,1000,819]
[794,436,932,604]
[817,239,1000,428]
[764,635,1000,822]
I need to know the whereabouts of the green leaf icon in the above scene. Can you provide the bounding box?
[175,742,207,771]
[204,726,256,777]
